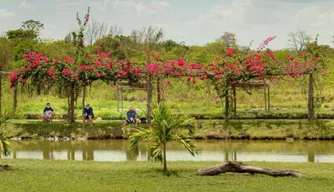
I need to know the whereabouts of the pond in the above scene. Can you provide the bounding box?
[2,140,334,163]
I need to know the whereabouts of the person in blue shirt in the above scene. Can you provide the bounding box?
[123,107,140,126]
[43,103,55,122]
[83,103,94,126]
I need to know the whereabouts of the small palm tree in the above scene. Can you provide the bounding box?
[0,109,14,157]
[0,132,10,157]
[129,103,196,174]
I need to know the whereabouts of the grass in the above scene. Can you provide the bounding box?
[1,159,334,192]
[4,119,334,140]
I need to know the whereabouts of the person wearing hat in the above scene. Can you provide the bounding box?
[83,103,94,126]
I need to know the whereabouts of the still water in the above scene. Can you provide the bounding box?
[3,140,334,163]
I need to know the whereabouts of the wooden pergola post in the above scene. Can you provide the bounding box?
[13,86,18,111]
[82,86,86,114]
[146,75,153,123]
[121,87,124,112]
[157,77,161,104]
[232,84,237,119]
[224,75,230,122]
[116,81,120,112]
[268,86,270,111]
[264,81,267,111]
[308,72,315,120]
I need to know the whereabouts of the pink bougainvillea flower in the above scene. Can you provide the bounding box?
[47,69,54,76]
[62,68,70,75]
[226,48,236,56]
[9,71,17,82]
[177,58,185,66]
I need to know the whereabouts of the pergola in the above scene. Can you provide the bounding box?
[115,78,272,120]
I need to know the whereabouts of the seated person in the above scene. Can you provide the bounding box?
[123,107,140,126]
[43,103,55,122]
[83,103,94,126]
[139,117,147,124]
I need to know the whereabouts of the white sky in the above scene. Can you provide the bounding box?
[1,0,334,49]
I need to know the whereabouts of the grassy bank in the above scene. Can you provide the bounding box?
[4,119,334,140]
[1,159,334,192]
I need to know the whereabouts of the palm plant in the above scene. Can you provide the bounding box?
[0,109,14,157]
[129,103,196,174]
[0,131,10,156]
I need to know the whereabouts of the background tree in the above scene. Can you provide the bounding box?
[217,32,237,47]
[21,20,44,37]
[288,29,312,52]
[85,19,108,45]
[129,103,196,174]
[0,37,11,115]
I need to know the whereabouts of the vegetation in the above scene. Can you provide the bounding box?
[2,7,332,124]
[129,103,196,173]
[1,159,334,191]
[3,119,334,140]
[0,110,14,156]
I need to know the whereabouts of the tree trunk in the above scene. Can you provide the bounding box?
[308,73,314,120]
[58,86,62,95]
[67,96,70,121]
[116,81,120,111]
[197,161,302,177]
[157,77,161,104]
[264,82,267,111]
[69,83,76,123]
[268,86,270,112]
[224,77,230,122]
[36,82,41,95]
[0,73,2,115]
[82,86,86,114]
[163,141,167,174]
[232,84,236,119]
[146,75,153,123]
[13,86,17,111]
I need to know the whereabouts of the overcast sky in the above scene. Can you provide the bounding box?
[1,0,333,49]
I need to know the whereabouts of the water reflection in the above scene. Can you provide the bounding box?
[3,140,334,162]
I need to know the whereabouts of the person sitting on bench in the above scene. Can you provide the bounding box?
[43,103,55,122]
[83,103,94,126]
[123,107,140,126]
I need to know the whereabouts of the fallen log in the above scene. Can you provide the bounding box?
[0,163,9,170]
[197,161,302,177]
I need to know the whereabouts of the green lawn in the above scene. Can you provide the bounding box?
[1,159,334,192]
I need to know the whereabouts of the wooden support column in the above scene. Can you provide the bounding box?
[116,81,120,112]
[157,77,161,104]
[0,73,2,115]
[121,88,124,112]
[82,86,86,114]
[308,73,315,120]
[146,75,153,123]
[232,84,236,119]
[69,83,75,123]
[13,86,17,111]
[224,76,230,122]
[268,86,270,112]
[264,80,267,111]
